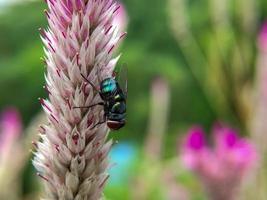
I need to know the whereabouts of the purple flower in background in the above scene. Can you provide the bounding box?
[0,108,22,162]
[181,124,258,200]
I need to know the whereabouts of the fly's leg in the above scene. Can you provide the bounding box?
[90,119,106,130]
[90,109,107,130]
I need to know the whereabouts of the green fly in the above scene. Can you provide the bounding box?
[79,66,127,130]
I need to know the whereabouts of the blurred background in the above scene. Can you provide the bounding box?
[0,0,267,199]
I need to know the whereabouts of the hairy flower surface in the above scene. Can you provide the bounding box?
[32,0,126,199]
[181,124,257,200]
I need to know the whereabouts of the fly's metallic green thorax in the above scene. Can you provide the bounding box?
[100,78,117,98]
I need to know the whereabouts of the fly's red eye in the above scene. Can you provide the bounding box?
[107,120,125,130]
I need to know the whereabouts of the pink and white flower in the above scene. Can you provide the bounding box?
[32,0,127,199]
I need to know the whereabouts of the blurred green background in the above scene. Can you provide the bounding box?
[0,0,267,199]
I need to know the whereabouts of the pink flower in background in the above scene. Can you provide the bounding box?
[181,124,257,200]
[0,108,25,200]
[258,22,267,51]
[0,108,22,162]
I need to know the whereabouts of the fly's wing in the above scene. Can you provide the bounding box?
[114,63,128,100]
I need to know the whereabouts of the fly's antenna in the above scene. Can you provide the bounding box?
[81,73,99,92]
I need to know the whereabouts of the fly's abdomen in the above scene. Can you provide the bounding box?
[111,102,126,114]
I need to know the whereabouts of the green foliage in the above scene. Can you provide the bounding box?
[0,2,47,124]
